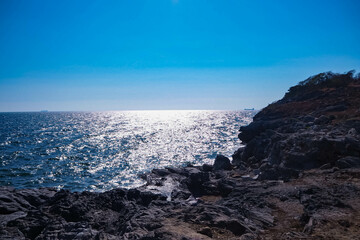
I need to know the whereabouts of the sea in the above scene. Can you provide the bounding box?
[0,110,255,192]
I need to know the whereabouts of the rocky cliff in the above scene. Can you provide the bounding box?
[234,71,360,175]
[1,71,360,240]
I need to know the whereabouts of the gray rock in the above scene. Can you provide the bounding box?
[303,115,315,122]
[197,227,212,237]
[314,115,331,125]
[232,147,245,165]
[319,163,332,170]
[213,155,232,171]
[348,128,358,136]
[336,156,360,169]
[151,169,170,177]
[0,211,27,227]
[202,164,213,172]
[322,104,347,112]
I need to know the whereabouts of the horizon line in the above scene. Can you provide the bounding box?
[0,109,259,113]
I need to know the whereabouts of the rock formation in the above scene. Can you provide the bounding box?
[1,71,360,239]
[234,71,360,175]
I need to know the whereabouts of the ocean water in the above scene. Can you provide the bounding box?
[0,110,255,192]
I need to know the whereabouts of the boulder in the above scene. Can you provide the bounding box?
[213,155,232,171]
[232,147,245,165]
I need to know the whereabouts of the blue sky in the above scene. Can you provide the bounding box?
[0,0,359,111]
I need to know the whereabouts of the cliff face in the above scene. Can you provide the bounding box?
[234,71,360,176]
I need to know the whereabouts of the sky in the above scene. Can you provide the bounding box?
[0,0,359,111]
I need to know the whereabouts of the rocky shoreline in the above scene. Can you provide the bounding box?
[1,71,360,239]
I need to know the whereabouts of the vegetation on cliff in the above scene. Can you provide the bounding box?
[254,71,360,121]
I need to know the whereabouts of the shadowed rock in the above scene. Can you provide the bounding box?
[213,154,232,171]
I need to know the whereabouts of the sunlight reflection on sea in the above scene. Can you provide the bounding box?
[0,110,255,191]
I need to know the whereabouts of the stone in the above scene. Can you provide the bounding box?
[197,227,212,237]
[303,217,315,234]
[348,128,357,136]
[213,155,232,171]
[202,164,213,172]
[185,171,210,196]
[232,147,245,165]
[336,156,360,169]
[319,163,332,170]
[322,104,347,112]
[152,169,170,177]
[0,211,27,226]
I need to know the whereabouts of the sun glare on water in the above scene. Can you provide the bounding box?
[0,110,255,191]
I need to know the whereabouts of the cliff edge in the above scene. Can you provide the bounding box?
[234,71,360,175]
